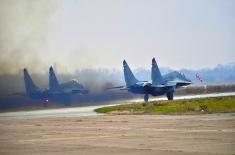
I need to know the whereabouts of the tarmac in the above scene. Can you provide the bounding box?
[0,113,234,155]
[0,92,235,155]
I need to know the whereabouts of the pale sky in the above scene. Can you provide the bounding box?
[0,0,235,74]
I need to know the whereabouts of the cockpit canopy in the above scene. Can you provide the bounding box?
[60,79,85,91]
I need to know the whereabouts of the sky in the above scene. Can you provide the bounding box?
[0,0,234,74]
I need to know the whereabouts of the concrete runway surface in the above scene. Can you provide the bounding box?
[0,92,235,155]
[0,113,234,155]
[0,92,235,120]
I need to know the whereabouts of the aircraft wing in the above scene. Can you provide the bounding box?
[71,89,89,94]
[106,86,125,89]
[106,85,130,91]
[120,88,129,90]
[167,81,192,88]
[151,84,175,88]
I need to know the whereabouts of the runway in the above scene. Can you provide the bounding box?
[0,92,235,120]
[0,113,234,155]
[0,92,235,155]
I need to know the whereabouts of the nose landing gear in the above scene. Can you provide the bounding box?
[166,92,174,100]
[144,94,149,102]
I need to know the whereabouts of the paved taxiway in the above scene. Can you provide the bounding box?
[0,92,235,119]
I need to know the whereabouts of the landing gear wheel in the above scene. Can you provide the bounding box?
[144,94,149,102]
[166,92,174,100]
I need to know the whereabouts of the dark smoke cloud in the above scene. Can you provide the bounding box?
[0,0,61,74]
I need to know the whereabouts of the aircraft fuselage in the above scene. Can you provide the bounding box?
[128,84,174,96]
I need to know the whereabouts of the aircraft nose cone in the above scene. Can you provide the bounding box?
[185,79,192,85]
[185,78,192,83]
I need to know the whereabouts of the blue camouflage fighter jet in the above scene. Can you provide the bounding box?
[23,67,89,106]
[110,58,192,102]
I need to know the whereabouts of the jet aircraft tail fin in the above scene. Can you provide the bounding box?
[151,58,165,85]
[23,68,39,96]
[123,60,139,87]
[49,66,61,92]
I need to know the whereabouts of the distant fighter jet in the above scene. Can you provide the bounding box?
[110,58,192,102]
[49,66,89,95]
[23,67,88,106]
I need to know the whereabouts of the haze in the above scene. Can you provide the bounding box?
[0,0,234,74]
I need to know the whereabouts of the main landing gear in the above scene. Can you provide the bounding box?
[166,92,174,100]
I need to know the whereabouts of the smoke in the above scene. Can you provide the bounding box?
[0,0,61,74]
[74,68,123,94]
[0,0,124,95]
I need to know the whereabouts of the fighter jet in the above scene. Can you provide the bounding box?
[23,67,89,106]
[110,58,191,102]
[49,66,89,95]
